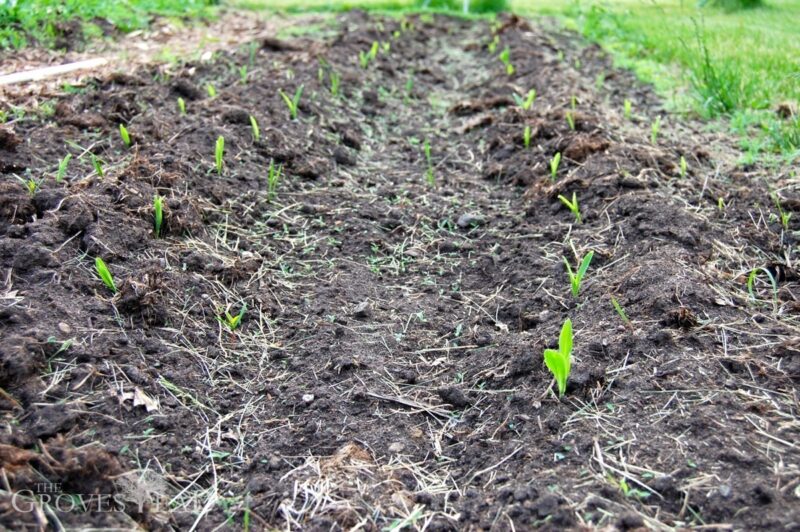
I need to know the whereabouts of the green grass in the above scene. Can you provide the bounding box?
[511,0,800,160]
[0,0,216,49]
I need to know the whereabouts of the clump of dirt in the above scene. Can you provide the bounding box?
[0,10,797,531]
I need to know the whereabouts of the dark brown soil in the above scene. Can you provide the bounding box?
[1,11,799,531]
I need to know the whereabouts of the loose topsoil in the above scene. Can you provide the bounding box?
[1,10,798,531]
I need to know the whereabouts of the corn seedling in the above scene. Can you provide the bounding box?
[215,136,224,174]
[543,318,573,398]
[177,97,186,115]
[329,70,341,97]
[91,154,104,178]
[219,303,247,331]
[679,155,687,178]
[747,267,778,306]
[651,116,661,144]
[119,123,131,147]
[206,83,217,98]
[558,192,582,224]
[267,159,282,202]
[610,296,630,326]
[523,125,531,148]
[95,257,117,293]
[56,153,71,183]
[718,197,725,212]
[566,111,575,131]
[564,250,593,298]
[382,41,390,53]
[278,85,304,120]
[249,115,260,142]
[513,89,536,111]
[423,139,434,186]
[570,95,577,110]
[239,65,248,84]
[550,152,562,181]
[498,46,515,76]
[623,99,632,120]
[487,35,500,53]
[359,42,379,68]
[153,195,164,238]
[404,72,415,102]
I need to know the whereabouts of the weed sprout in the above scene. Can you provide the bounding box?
[544,318,573,398]
[747,267,778,305]
[564,250,593,298]
[329,70,341,97]
[651,116,661,144]
[91,154,104,178]
[95,257,117,293]
[558,192,582,224]
[56,153,71,183]
[772,193,792,230]
[423,139,434,186]
[610,296,630,326]
[267,159,282,202]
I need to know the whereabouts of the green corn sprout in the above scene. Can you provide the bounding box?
[177,97,186,115]
[488,35,500,53]
[610,296,630,326]
[279,85,304,120]
[56,153,71,183]
[239,65,248,84]
[566,111,575,131]
[359,42,379,68]
[153,195,164,238]
[651,116,661,144]
[513,89,536,111]
[358,50,370,68]
[523,125,531,149]
[249,115,260,142]
[215,136,225,174]
[318,66,325,83]
[623,99,632,120]
[564,250,593,298]
[119,123,131,147]
[718,197,725,212]
[330,70,341,97]
[550,152,561,181]
[498,46,515,76]
[543,318,573,398]
[267,159,282,202]
[558,191,582,224]
[679,155,687,178]
[747,267,778,304]
[382,41,390,53]
[91,154,104,178]
[423,139,434,186]
[570,95,577,110]
[219,303,247,331]
[207,83,217,98]
[95,257,117,293]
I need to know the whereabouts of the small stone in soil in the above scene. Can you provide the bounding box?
[353,301,371,318]
[437,387,470,408]
[457,213,485,229]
